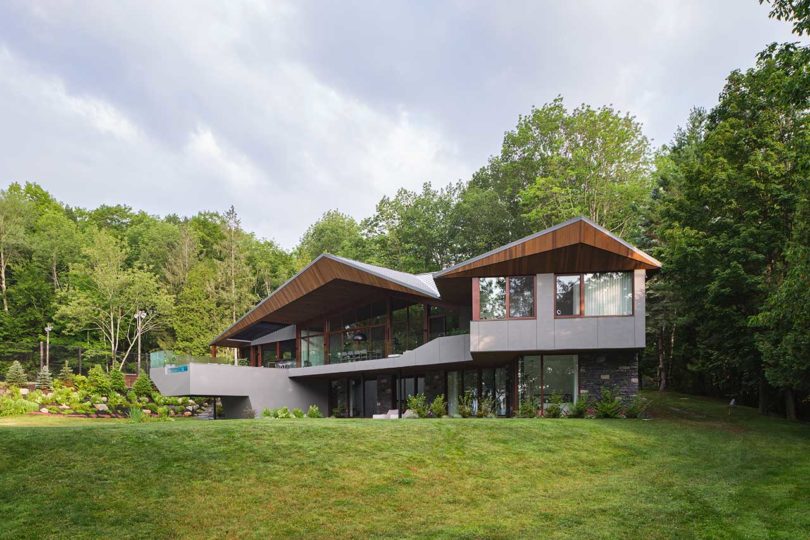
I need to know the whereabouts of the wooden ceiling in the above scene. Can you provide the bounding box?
[434,217,661,280]
[212,255,438,346]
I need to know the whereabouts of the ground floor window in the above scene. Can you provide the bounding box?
[518,354,578,412]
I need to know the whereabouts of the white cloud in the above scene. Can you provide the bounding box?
[0,0,800,247]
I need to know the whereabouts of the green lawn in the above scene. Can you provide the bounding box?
[0,392,807,539]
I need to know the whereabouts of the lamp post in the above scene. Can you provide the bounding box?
[134,310,146,374]
[44,324,53,368]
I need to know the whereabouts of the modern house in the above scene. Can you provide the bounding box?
[150,217,660,418]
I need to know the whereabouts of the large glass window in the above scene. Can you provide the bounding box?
[477,276,535,320]
[300,331,324,367]
[509,276,535,318]
[556,272,632,317]
[584,272,633,316]
[392,301,425,354]
[555,275,581,316]
[543,355,578,403]
[479,277,506,319]
[328,301,387,363]
[429,305,461,340]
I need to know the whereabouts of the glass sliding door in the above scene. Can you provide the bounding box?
[543,355,578,404]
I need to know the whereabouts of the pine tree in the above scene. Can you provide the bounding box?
[59,362,74,383]
[5,360,28,387]
[36,366,53,391]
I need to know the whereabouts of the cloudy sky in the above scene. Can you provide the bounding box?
[0,1,800,248]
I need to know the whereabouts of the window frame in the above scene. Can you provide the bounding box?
[554,271,635,319]
[472,276,537,321]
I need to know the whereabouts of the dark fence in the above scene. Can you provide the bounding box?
[0,343,145,381]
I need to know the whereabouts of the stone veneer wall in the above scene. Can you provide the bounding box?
[578,350,639,400]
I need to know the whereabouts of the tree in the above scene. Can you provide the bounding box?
[514,99,653,240]
[164,223,199,295]
[762,0,810,35]
[363,183,461,273]
[753,196,810,420]
[649,44,809,414]
[35,366,53,391]
[30,207,80,291]
[246,238,294,298]
[295,210,366,267]
[59,361,74,383]
[218,207,255,334]
[0,185,30,312]
[5,360,27,387]
[57,229,173,370]
[173,261,230,355]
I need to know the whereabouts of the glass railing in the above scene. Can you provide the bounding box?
[149,350,247,369]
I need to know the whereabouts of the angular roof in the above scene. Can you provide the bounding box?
[211,253,439,346]
[212,217,659,347]
[434,216,661,279]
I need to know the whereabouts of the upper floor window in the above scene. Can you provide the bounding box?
[555,272,633,317]
[476,276,535,320]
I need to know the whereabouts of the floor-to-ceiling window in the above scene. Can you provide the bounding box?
[392,300,425,354]
[300,325,325,367]
[518,354,578,411]
[329,302,387,363]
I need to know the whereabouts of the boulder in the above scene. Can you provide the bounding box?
[94,403,109,412]
[20,388,29,396]
[188,400,196,406]
[183,411,192,417]
[101,396,108,403]
[402,409,418,419]
[59,404,70,410]
[185,406,193,412]
[39,407,49,414]
[142,409,152,416]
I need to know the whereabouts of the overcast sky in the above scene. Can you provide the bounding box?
[0,1,800,248]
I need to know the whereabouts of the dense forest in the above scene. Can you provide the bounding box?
[1,3,807,419]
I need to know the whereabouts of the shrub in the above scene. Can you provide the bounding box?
[569,396,589,418]
[406,393,429,418]
[518,399,538,418]
[594,387,624,418]
[275,406,293,419]
[429,394,447,418]
[306,404,323,418]
[544,392,564,418]
[87,365,112,396]
[331,405,346,418]
[58,362,74,383]
[36,366,53,392]
[476,395,496,418]
[132,373,154,399]
[624,395,651,419]
[5,361,28,388]
[458,391,474,418]
[292,407,304,418]
[157,406,170,419]
[261,407,275,418]
[72,374,89,393]
[129,407,146,423]
[109,370,127,394]
[0,396,38,417]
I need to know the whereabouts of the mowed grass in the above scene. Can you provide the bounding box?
[0,392,808,539]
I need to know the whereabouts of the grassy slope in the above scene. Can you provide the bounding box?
[0,392,807,539]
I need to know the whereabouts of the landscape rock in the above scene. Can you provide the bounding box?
[59,404,70,410]
[142,409,152,416]
[39,408,49,414]
[101,396,108,403]
[185,406,193,411]
[20,388,29,395]
[402,409,418,419]
[183,411,192,417]
[94,403,109,412]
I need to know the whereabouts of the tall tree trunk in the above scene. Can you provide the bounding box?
[657,327,667,391]
[0,248,8,312]
[784,388,797,421]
